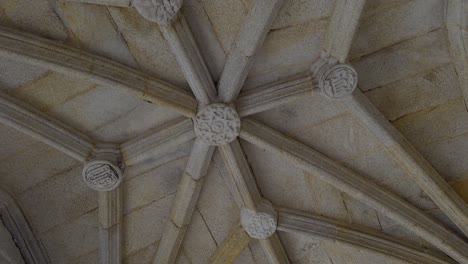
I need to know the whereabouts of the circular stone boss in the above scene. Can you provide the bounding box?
[319,64,358,99]
[133,0,183,25]
[241,207,277,239]
[82,160,122,191]
[194,103,241,146]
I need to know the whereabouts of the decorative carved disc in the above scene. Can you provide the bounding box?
[82,160,122,191]
[241,207,277,239]
[133,0,183,25]
[194,103,241,146]
[319,64,357,99]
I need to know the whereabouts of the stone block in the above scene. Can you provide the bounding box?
[40,210,99,264]
[0,57,48,91]
[10,72,95,113]
[123,157,185,214]
[56,2,139,68]
[250,20,326,78]
[107,7,188,89]
[196,0,246,53]
[393,98,468,150]
[365,64,462,121]
[92,103,181,143]
[418,136,468,182]
[18,165,97,233]
[272,0,333,30]
[0,123,38,161]
[196,165,241,242]
[0,142,79,195]
[351,0,444,59]
[123,194,174,255]
[51,85,141,136]
[124,242,158,264]
[0,0,67,40]
[353,29,452,91]
[181,209,217,264]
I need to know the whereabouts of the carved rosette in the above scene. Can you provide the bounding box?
[194,103,241,146]
[241,204,277,239]
[82,160,123,191]
[133,0,183,25]
[318,64,358,99]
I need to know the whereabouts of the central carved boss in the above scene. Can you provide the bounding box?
[194,103,241,146]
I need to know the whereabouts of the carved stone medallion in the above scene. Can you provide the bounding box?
[194,103,241,146]
[241,205,277,239]
[133,0,183,25]
[319,64,357,99]
[82,160,122,191]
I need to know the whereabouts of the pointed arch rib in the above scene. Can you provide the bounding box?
[153,139,214,264]
[219,139,290,264]
[447,0,468,109]
[240,118,468,264]
[343,90,468,238]
[277,208,456,264]
[160,12,217,105]
[0,26,197,117]
[323,0,366,63]
[208,222,251,264]
[217,0,284,103]
[237,72,314,117]
[121,118,195,166]
[0,90,95,162]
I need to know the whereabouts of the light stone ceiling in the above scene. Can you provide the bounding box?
[0,0,467,263]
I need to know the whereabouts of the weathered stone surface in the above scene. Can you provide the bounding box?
[18,165,97,233]
[107,7,188,88]
[0,0,68,40]
[0,57,48,91]
[0,123,38,161]
[251,93,346,137]
[417,136,468,182]
[9,72,96,113]
[340,148,437,211]
[40,210,99,264]
[393,98,468,151]
[123,194,174,255]
[180,209,217,263]
[56,2,139,67]
[353,29,452,91]
[272,0,333,30]
[197,0,245,53]
[0,142,79,195]
[93,103,181,143]
[277,232,331,264]
[365,64,462,121]
[250,20,326,78]
[69,250,98,264]
[123,242,158,264]
[51,86,142,135]
[123,157,185,214]
[350,0,444,59]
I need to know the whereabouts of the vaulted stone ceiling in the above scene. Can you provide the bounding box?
[0,0,467,263]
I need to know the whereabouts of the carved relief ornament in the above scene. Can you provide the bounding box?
[82,160,123,192]
[241,203,278,239]
[311,54,358,99]
[194,103,241,146]
[133,0,183,25]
